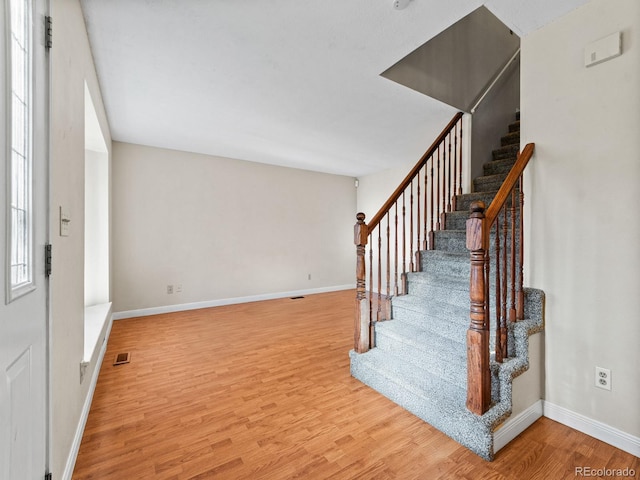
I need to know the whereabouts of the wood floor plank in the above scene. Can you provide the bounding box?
[72,290,640,479]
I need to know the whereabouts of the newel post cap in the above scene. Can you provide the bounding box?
[466,201,486,250]
[469,200,486,217]
[354,212,368,246]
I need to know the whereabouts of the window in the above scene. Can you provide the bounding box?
[83,82,110,365]
[7,0,34,300]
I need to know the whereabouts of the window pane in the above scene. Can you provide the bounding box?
[8,0,33,293]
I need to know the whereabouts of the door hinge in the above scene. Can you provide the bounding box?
[45,16,53,50]
[45,472,52,480]
[45,244,52,277]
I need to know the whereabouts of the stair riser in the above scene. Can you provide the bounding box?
[419,253,470,278]
[474,178,506,193]
[443,212,468,230]
[501,132,520,146]
[492,144,518,161]
[374,329,467,385]
[406,281,468,308]
[432,231,467,253]
[391,308,468,343]
[393,297,469,326]
[508,121,520,133]
[483,160,516,176]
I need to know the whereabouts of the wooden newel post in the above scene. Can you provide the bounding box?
[466,201,491,415]
[354,213,370,353]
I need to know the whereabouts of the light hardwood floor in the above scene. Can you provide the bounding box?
[72,290,639,479]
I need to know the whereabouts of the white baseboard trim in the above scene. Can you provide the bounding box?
[113,284,354,320]
[61,314,114,480]
[543,401,640,458]
[494,400,543,453]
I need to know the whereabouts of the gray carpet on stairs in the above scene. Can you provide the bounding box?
[350,114,545,461]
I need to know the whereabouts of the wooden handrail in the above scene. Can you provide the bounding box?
[466,142,535,416]
[367,112,464,231]
[470,48,520,114]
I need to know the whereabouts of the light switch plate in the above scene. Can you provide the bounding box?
[60,206,70,237]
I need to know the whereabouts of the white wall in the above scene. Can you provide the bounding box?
[50,0,112,477]
[522,0,640,439]
[356,160,415,222]
[112,142,356,313]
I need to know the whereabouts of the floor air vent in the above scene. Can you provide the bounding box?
[290,296,305,300]
[113,352,131,366]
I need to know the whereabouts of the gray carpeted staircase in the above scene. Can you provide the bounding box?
[350,113,544,460]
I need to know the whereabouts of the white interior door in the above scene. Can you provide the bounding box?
[0,0,49,478]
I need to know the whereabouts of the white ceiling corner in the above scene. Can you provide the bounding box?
[485,0,590,37]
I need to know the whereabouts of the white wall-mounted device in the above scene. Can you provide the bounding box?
[393,0,412,10]
[584,32,622,68]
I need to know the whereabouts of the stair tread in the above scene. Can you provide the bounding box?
[352,348,467,407]
[376,319,467,354]
[475,173,509,183]
[484,157,516,167]
[406,271,468,291]
[420,249,467,259]
[457,190,499,199]
[392,294,469,319]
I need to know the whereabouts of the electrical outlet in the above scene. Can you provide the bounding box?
[175,284,182,293]
[167,285,174,294]
[595,366,611,391]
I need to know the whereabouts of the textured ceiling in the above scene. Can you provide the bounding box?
[80,0,588,177]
